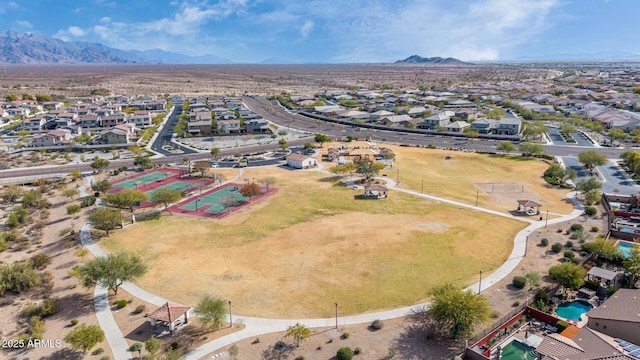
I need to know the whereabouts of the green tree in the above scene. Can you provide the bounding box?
[583,237,622,261]
[314,133,332,147]
[549,262,587,291]
[608,128,629,146]
[623,243,640,288]
[5,93,18,102]
[543,163,577,186]
[577,150,607,171]
[584,189,601,205]
[525,271,541,287]
[78,252,147,295]
[62,188,79,200]
[21,92,33,100]
[356,158,385,179]
[92,179,112,193]
[133,156,150,168]
[0,262,41,295]
[151,188,183,214]
[285,323,311,347]
[429,283,491,338]
[519,142,545,156]
[278,138,288,150]
[210,147,221,160]
[104,189,149,211]
[496,141,516,154]
[576,177,602,194]
[66,204,81,217]
[87,207,123,235]
[64,323,105,353]
[35,93,53,103]
[145,336,161,356]
[90,157,110,173]
[193,295,226,331]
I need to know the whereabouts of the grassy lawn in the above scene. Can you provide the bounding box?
[102,166,525,318]
[376,145,573,214]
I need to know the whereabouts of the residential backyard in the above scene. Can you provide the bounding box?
[101,165,526,318]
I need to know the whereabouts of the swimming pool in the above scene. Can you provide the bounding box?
[500,340,538,360]
[555,300,592,321]
[618,241,638,258]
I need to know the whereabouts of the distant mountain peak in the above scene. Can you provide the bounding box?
[395,55,471,65]
[0,30,233,64]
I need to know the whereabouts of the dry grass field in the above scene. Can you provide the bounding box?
[377,146,573,215]
[102,163,526,318]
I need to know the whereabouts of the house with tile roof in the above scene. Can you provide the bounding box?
[587,289,640,344]
[536,326,634,360]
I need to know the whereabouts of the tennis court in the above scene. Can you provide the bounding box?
[112,171,174,189]
[179,185,249,214]
[146,181,197,196]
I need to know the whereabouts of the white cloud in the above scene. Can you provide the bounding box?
[72,7,82,13]
[100,17,111,23]
[319,0,561,62]
[68,26,85,37]
[300,20,313,38]
[16,20,32,29]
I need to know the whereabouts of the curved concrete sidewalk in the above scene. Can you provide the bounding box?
[79,172,586,360]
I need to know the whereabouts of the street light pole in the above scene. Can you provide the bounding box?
[228,300,232,328]
[545,210,549,228]
[335,302,338,329]
[396,169,399,184]
[478,270,483,294]
[476,190,479,206]
[421,178,424,193]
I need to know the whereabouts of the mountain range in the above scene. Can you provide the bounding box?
[395,55,470,65]
[0,30,233,64]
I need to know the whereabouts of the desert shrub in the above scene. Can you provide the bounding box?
[30,253,52,270]
[606,286,618,297]
[534,289,550,304]
[295,356,305,360]
[92,347,105,355]
[129,343,143,352]
[133,305,146,314]
[570,224,584,232]
[115,299,128,309]
[38,297,59,317]
[557,228,563,233]
[585,206,597,216]
[551,242,563,253]
[370,319,383,330]
[30,316,45,339]
[565,241,573,248]
[337,347,353,360]
[354,347,361,355]
[512,301,520,307]
[571,257,581,264]
[564,250,575,259]
[512,276,527,289]
[71,318,79,326]
[275,340,286,349]
[540,238,549,246]
[590,226,599,233]
[341,332,350,339]
[80,196,96,208]
[556,320,569,332]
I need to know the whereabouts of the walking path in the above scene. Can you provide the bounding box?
[78,170,585,360]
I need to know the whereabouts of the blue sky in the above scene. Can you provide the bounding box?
[1,0,638,63]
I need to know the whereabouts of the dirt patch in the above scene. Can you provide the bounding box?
[475,182,546,205]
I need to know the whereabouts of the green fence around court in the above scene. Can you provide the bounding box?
[179,187,249,214]
[112,172,172,189]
